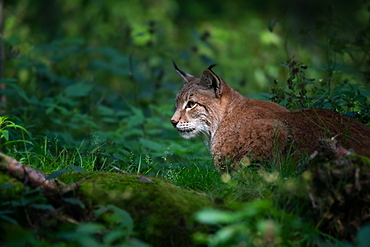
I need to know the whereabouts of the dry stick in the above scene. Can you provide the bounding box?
[0,153,86,196]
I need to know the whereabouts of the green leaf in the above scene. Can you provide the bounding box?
[139,138,165,152]
[102,117,118,123]
[95,205,133,230]
[1,130,9,141]
[196,209,239,224]
[76,223,105,234]
[0,214,18,225]
[65,82,93,97]
[103,230,126,245]
[31,204,55,210]
[0,210,13,214]
[69,165,86,173]
[63,198,85,209]
[112,154,128,162]
[358,88,370,97]
[268,19,278,32]
[0,183,14,189]
[357,226,370,247]
[355,94,367,103]
[211,224,249,246]
[46,168,71,180]
[6,82,30,102]
[241,200,274,217]
[97,105,115,116]
[124,105,145,128]
[89,59,129,75]
[5,123,30,133]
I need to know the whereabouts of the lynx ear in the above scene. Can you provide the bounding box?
[173,61,194,83]
[200,64,222,97]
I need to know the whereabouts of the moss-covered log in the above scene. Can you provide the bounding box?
[0,153,213,246]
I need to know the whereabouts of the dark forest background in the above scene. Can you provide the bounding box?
[2,0,369,162]
[1,1,370,246]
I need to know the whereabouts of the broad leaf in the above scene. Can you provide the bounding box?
[65,82,93,97]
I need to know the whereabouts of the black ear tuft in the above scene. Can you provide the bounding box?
[173,61,194,83]
[208,64,217,70]
[173,61,187,77]
[172,60,186,77]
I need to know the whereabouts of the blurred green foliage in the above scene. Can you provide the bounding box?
[2,0,368,160]
[0,1,370,244]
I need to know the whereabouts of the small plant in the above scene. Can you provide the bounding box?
[0,116,32,152]
[57,205,148,246]
[271,57,370,125]
[270,57,313,109]
[195,198,317,246]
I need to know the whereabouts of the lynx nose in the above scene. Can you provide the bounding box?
[170,119,178,127]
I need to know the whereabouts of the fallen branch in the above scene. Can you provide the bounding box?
[0,152,86,197]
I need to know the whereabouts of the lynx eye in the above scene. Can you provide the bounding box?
[186,101,197,109]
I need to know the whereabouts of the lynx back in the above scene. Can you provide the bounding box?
[171,64,370,172]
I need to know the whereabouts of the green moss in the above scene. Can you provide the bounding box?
[74,172,213,246]
[0,171,213,246]
[0,172,25,201]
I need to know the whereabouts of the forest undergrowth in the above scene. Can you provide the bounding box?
[1,1,370,246]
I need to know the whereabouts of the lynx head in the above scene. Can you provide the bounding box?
[170,63,229,140]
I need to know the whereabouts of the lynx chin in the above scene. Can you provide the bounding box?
[170,63,370,172]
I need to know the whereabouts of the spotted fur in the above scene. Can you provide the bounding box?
[171,65,370,172]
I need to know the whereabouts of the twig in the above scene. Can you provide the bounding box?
[0,153,86,196]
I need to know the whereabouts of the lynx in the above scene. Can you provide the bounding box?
[170,63,370,172]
